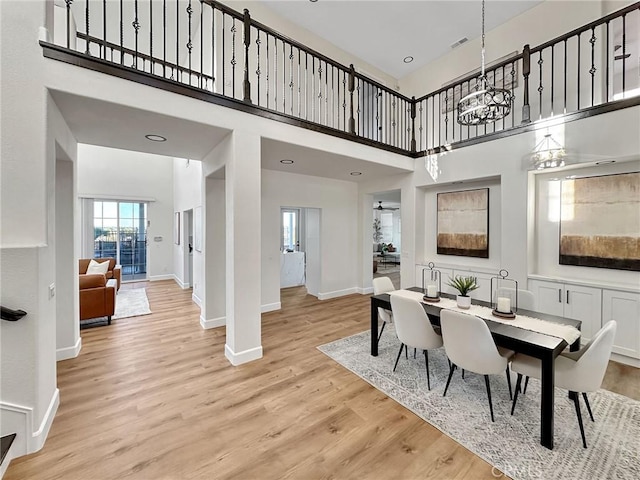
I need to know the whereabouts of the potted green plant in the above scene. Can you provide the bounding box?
[446,275,479,309]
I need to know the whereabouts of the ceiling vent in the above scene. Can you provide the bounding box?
[450,37,468,50]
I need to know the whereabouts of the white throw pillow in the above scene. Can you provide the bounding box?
[86,259,109,275]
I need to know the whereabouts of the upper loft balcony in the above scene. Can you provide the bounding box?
[41,1,640,160]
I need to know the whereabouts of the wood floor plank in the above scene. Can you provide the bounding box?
[5,281,638,480]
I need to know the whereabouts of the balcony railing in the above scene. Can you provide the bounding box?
[44,1,640,157]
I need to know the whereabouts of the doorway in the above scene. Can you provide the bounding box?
[183,209,194,288]
[279,207,321,297]
[372,191,401,290]
[93,200,148,281]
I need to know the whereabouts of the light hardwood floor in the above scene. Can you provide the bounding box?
[6,281,639,480]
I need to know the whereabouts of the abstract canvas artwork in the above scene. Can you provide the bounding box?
[437,188,489,258]
[560,172,640,271]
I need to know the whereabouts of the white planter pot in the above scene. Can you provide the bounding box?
[456,295,471,309]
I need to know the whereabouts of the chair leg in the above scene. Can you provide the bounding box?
[405,344,408,359]
[484,375,495,422]
[511,373,523,416]
[443,363,456,397]
[506,367,513,400]
[423,350,431,390]
[573,393,588,448]
[393,343,404,372]
[108,316,112,325]
[377,321,387,343]
[414,348,417,359]
[462,369,465,379]
[582,392,595,422]
[523,376,529,394]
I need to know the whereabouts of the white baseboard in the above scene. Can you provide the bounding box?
[261,302,281,313]
[192,293,202,307]
[173,275,191,289]
[149,274,175,282]
[357,287,374,295]
[0,388,59,461]
[611,352,640,368]
[200,315,225,329]
[317,287,358,300]
[56,337,82,361]
[225,344,263,366]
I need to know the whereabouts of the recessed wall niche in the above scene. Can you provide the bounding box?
[532,159,640,285]
[420,177,501,269]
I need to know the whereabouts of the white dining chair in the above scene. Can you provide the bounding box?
[390,294,444,390]
[441,310,514,422]
[498,287,536,311]
[510,320,617,448]
[373,276,395,342]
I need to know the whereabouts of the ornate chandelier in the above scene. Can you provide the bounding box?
[457,0,512,126]
[530,133,566,170]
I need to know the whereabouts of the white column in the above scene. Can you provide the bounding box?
[224,131,262,365]
[55,158,80,360]
[201,176,226,329]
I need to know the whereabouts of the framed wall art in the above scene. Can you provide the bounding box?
[437,188,489,258]
[560,171,639,271]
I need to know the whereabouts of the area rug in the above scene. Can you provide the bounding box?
[80,288,151,329]
[113,288,151,319]
[318,331,640,480]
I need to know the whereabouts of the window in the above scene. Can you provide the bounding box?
[380,212,394,243]
[282,208,300,251]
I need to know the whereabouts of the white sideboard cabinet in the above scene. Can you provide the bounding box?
[602,289,640,359]
[528,279,602,341]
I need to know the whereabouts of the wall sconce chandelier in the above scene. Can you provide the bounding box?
[457,0,512,126]
[530,133,566,170]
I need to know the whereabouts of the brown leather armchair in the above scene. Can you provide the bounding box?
[79,274,117,324]
[79,258,121,290]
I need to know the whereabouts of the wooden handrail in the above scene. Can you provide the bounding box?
[1,306,27,321]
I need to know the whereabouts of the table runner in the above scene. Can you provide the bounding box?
[390,290,581,344]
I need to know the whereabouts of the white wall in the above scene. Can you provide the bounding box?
[173,158,203,289]
[77,144,174,280]
[399,0,606,96]
[262,169,359,305]
[412,105,640,290]
[225,0,398,89]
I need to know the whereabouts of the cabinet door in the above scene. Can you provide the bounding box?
[602,289,640,359]
[529,279,564,317]
[564,284,602,342]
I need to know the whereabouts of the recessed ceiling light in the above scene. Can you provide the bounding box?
[595,160,616,165]
[145,134,166,142]
[309,0,318,2]
[280,159,294,164]
[403,56,414,64]
[350,172,362,176]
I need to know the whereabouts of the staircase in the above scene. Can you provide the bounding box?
[0,434,17,478]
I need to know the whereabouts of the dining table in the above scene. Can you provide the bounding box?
[370,287,582,450]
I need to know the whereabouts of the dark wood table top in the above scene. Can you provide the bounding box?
[372,288,582,358]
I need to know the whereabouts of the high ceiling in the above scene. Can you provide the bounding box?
[261,0,543,79]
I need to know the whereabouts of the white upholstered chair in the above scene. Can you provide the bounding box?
[441,310,514,422]
[498,287,536,311]
[390,294,444,390]
[510,320,617,448]
[373,276,395,341]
